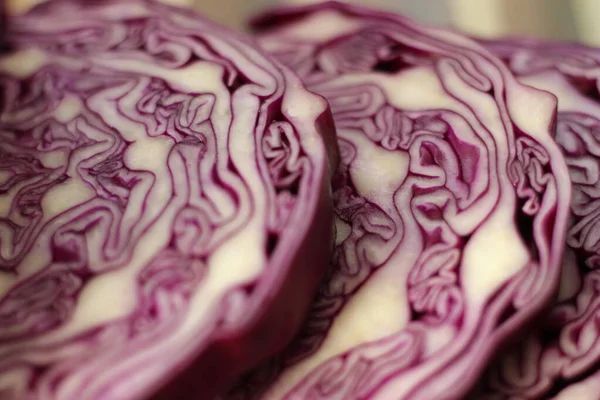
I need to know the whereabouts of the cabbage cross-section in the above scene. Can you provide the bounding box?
[0,1,338,399]
[229,3,571,399]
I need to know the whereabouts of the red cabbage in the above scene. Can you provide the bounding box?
[229,3,571,399]
[471,39,600,400]
[0,1,338,399]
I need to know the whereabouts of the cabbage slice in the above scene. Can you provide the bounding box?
[0,1,338,399]
[472,39,600,400]
[230,3,571,399]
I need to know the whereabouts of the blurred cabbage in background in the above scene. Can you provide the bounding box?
[4,0,600,45]
[194,0,600,46]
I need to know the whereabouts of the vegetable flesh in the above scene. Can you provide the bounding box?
[471,39,600,400]
[230,3,571,399]
[0,1,338,399]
